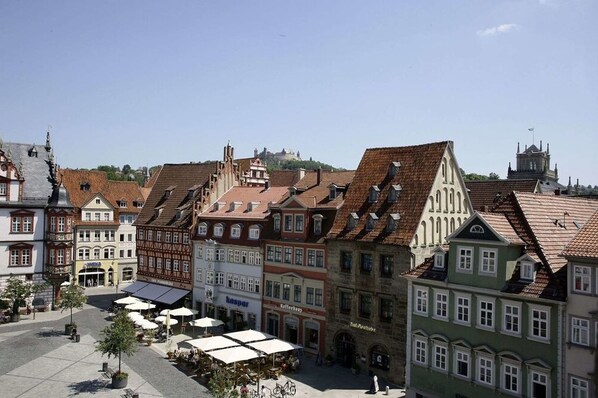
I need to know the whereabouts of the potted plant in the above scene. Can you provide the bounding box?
[325,353,333,366]
[0,275,47,323]
[145,329,155,346]
[96,310,138,389]
[58,283,87,335]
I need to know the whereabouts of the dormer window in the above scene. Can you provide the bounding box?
[118,200,127,208]
[366,213,379,231]
[164,186,175,198]
[175,210,182,220]
[389,161,401,177]
[388,184,402,203]
[249,225,261,240]
[386,213,400,232]
[213,223,224,237]
[369,186,380,203]
[434,252,445,269]
[289,187,297,196]
[197,222,208,236]
[313,214,323,235]
[247,202,260,212]
[470,225,484,234]
[80,183,90,192]
[155,208,163,218]
[328,184,339,200]
[520,261,535,281]
[273,214,281,232]
[229,202,242,212]
[347,212,359,230]
[214,201,226,211]
[230,224,242,238]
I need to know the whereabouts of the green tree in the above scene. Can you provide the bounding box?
[208,368,240,398]
[96,310,138,376]
[0,275,47,322]
[58,283,87,326]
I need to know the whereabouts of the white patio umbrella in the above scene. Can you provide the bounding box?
[60,281,71,287]
[115,296,141,305]
[140,320,159,330]
[155,316,178,325]
[127,311,143,320]
[189,317,224,335]
[187,336,239,352]
[168,307,198,317]
[125,302,156,311]
[207,346,259,364]
[159,309,171,316]
[225,329,276,344]
[134,317,147,326]
[247,339,302,366]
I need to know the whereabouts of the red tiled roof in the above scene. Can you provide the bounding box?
[477,212,525,245]
[465,179,539,211]
[59,169,111,209]
[288,170,355,209]
[135,162,219,228]
[269,170,301,187]
[107,180,145,214]
[200,186,289,219]
[563,209,598,259]
[328,141,450,246]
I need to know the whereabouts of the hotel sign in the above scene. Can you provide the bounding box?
[350,322,376,333]
[280,303,303,313]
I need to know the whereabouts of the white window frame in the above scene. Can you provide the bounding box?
[457,246,473,273]
[570,376,589,398]
[231,224,241,239]
[415,287,429,316]
[529,304,550,342]
[501,361,520,394]
[571,317,590,346]
[529,370,550,398]
[476,354,494,386]
[502,300,521,336]
[413,337,428,366]
[294,214,304,232]
[454,293,471,326]
[477,297,495,330]
[521,261,535,281]
[573,265,591,294]
[213,224,224,237]
[454,348,470,379]
[249,226,260,240]
[283,214,293,232]
[433,290,448,321]
[479,248,497,276]
[432,341,448,372]
[198,223,208,236]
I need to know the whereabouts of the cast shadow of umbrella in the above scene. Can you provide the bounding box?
[67,379,110,395]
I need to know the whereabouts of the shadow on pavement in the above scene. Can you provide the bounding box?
[67,378,110,395]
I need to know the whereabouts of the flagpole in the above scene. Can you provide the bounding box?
[528,127,535,146]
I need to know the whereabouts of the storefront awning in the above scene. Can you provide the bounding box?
[155,287,189,305]
[133,283,171,301]
[121,281,149,294]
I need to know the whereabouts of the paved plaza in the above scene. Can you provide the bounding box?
[0,287,406,397]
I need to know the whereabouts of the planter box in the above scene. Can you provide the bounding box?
[111,374,128,389]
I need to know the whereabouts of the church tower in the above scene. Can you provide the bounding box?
[507,140,559,183]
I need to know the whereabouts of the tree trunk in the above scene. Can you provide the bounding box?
[70,308,73,326]
[118,350,121,374]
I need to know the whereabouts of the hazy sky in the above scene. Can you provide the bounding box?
[1,1,596,185]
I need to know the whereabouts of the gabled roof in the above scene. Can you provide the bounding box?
[465,179,539,211]
[135,162,219,228]
[1,141,55,202]
[498,192,598,272]
[476,212,525,245]
[199,186,288,219]
[277,170,355,210]
[59,169,145,214]
[328,141,451,245]
[562,209,598,259]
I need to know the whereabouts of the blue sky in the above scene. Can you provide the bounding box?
[1,1,596,185]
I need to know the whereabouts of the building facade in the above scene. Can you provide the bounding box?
[325,142,472,384]
[133,144,240,308]
[562,210,598,398]
[262,169,354,355]
[403,193,598,398]
[193,185,287,330]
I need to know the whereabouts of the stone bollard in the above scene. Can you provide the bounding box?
[74,334,81,343]
[385,385,390,395]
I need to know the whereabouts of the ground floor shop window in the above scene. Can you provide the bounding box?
[121,267,134,281]
[370,345,390,370]
[205,304,215,318]
[304,321,320,350]
[335,332,356,367]
[284,317,299,344]
[232,310,245,330]
[78,268,105,287]
[267,313,279,337]
[248,313,257,330]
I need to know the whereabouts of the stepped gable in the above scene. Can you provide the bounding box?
[328,141,449,246]
[465,179,539,211]
[135,162,218,229]
[562,209,598,259]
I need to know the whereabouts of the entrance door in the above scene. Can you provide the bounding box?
[335,332,356,367]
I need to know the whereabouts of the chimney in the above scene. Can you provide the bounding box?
[540,140,543,151]
[297,168,305,181]
[554,189,561,196]
[317,168,322,186]
[264,180,270,190]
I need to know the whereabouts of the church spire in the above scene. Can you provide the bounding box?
[45,130,52,152]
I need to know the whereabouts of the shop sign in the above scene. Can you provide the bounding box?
[84,261,102,267]
[226,296,249,308]
[350,321,376,333]
[280,303,303,313]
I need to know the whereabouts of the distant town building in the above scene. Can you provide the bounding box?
[507,141,565,193]
[256,147,302,162]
